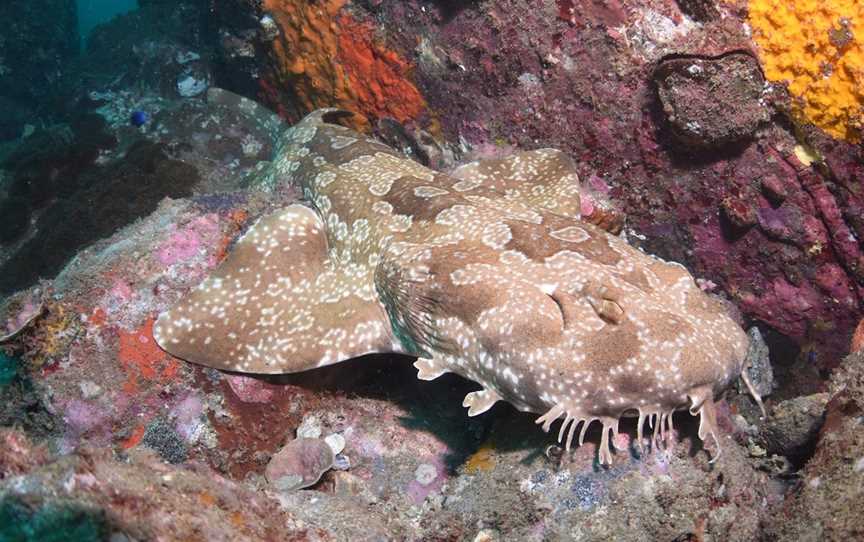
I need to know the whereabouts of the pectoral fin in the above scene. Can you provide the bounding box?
[463,389,501,416]
[153,205,397,374]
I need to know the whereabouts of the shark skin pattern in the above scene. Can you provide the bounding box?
[154,101,758,464]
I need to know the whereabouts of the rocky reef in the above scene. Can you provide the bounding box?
[0,0,862,540]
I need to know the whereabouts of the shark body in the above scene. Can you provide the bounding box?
[154,94,754,463]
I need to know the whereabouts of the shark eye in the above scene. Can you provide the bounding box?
[321,109,355,126]
[582,280,625,324]
[588,298,625,324]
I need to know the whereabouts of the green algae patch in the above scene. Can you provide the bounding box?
[0,497,107,542]
[0,352,18,387]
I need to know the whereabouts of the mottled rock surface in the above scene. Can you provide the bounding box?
[764,351,864,541]
[759,393,829,460]
[654,53,769,148]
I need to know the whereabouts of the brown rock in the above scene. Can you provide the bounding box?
[654,53,769,148]
[852,318,864,353]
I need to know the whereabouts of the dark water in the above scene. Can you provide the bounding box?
[0,0,208,293]
[77,0,138,48]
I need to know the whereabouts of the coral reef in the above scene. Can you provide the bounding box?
[0,0,862,538]
[748,0,864,142]
[0,190,778,540]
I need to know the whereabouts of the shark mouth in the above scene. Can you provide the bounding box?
[534,386,725,465]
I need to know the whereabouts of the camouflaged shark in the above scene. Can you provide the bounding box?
[154,89,762,464]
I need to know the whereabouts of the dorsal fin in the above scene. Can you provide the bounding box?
[153,205,399,374]
[448,149,582,218]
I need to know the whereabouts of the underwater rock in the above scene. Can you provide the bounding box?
[265,437,336,492]
[654,53,769,148]
[0,429,319,540]
[765,351,864,540]
[759,393,829,461]
[0,140,199,295]
[737,327,774,400]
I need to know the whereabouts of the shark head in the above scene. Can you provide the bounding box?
[377,213,749,464]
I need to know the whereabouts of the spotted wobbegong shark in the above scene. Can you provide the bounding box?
[154,89,763,464]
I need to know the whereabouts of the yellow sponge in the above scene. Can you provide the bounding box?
[748,0,864,142]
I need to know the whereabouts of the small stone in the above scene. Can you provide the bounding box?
[177,73,208,97]
[759,393,830,459]
[756,454,794,476]
[792,144,821,168]
[333,453,350,471]
[79,380,102,399]
[760,175,788,205]
[296,415,322,439]
[473,529,498,542]
[414,463,438,486]
[259,14,280,41]
[265,437,335,491]
[175,51,201,64]
[722,196,758,230]
[732,414,758,436]
[738,327,774,399]
[747,441,767,457]
[324,433,345,455]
